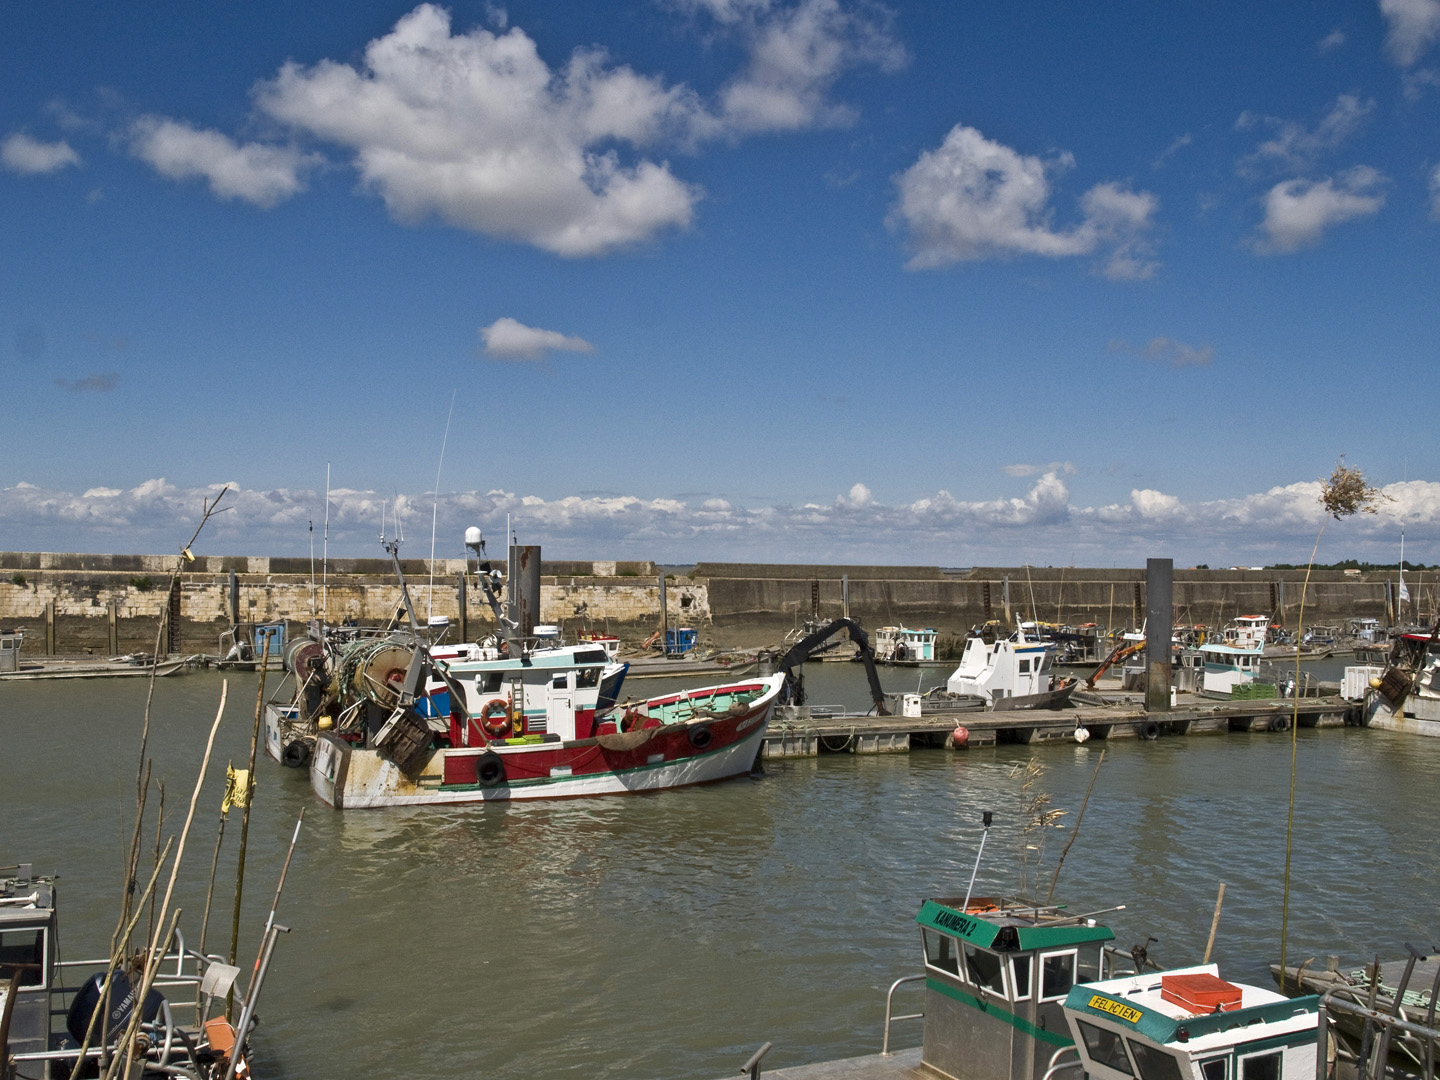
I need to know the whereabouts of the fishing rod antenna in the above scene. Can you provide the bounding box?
[962,811,993,913]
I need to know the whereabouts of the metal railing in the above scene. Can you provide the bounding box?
[882,974,926,1055]
[1319,989,1440,1080]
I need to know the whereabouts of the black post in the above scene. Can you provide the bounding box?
[1146,558,1173,712]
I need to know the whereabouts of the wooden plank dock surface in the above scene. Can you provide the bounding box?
[761,696,1359,757]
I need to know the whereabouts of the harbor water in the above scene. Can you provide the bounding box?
[3,661,1436,1079]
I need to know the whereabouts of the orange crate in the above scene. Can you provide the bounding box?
[1160,973,1242,1014]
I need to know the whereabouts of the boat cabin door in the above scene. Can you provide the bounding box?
[546,671,576,740]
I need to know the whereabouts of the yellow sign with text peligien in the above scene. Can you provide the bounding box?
[1088,996,1143,1024]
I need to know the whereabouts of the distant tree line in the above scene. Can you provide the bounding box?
[1262,560,1435,571]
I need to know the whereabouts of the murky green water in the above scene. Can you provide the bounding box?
[3,663,1435,1079]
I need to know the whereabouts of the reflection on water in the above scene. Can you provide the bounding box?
[3,667,1438,1079]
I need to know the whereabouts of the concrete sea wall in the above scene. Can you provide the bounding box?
[0,551,1419,656]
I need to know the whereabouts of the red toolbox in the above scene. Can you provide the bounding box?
[1160,973,1243,1014]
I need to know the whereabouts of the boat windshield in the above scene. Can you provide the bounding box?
[0,927,45,987]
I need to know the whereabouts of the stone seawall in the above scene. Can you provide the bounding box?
[0,551,1415,656]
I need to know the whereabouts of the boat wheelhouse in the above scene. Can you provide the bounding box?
[1063,968,1319,1080]
[1196,643,1266,699]
[916,896,1114,1080]
[945,623,1075,708]
[875,626,940,665]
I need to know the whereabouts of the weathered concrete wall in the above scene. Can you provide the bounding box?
[0,551,1423,656]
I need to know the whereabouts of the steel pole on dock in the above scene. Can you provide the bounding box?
[1146,558,1173,712]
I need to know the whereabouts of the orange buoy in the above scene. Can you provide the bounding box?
[951,725,969,749]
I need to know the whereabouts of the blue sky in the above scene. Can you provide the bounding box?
[1,0,1438,566]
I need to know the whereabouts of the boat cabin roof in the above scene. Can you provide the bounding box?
[0,871,54,929]
[446,645,611,674]
[917,897,1115,952]
[1063,966,1317,1054]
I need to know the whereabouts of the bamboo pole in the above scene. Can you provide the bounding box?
[1046,750,1105,903]
[107,681,227,1080]
[229,636,271,974]
[1202,882,1226,963]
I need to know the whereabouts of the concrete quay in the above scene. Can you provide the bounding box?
[760,695,1358,758]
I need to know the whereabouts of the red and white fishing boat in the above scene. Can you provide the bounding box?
[310,668,782,808]
[303,526,781,808]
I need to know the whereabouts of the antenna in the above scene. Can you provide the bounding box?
[428,390,457,621]
[322,463,331,624]
[962,811,993,912]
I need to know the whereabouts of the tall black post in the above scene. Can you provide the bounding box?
[1146,558,1173,712]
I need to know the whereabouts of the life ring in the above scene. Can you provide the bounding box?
[475,751,506,788]
[688,724,713,750]
[480,697,512,738]
[281,739,311,768]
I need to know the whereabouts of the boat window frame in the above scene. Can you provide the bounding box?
[1010,953,1032,1000]
[1237,1049,1283,1080]
[1127,1037,1188,1080]
[1076,1018,1138,1077]
[0,923,50,990]
[921,928,962,980]
[1039,948,1078,1002]
[963,941,1007,996]
[1197,1055,1229,1080]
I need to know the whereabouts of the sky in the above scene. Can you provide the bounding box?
[1,0,1438,567]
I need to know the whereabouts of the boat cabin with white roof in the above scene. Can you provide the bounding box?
[1062,967,1319,1080]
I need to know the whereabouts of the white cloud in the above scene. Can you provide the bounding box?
[1151,133,1191,169]
[479,317,595,359]
[254,4,702,256]
[710,0,907,135]
[1430,164,1440,217]
[1318,29,1347,54]
[888,125,1158,279]
[1255,167,1385,253]
[1236,94,1374,177]
[129,116,318,207]
[1380,0,1440,65]
[4,474,1438,565]
[1,133,80,174]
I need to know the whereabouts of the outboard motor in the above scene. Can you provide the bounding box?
[66,968,165,1044]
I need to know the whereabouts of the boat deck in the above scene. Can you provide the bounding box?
[762,695,1359,757]
[717,1047,927,1080]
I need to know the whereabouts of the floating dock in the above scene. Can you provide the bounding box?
[761,695,1359,757]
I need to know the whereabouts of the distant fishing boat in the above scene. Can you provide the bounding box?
[873,625,941,666]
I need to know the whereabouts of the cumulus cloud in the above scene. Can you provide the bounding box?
[1,133,81,174]
[253,4,702,255]
[704,0,907,134]
[1379,0,1440,65]
[1110,337,1215,369]
[4,473,1439,565]
[1236,94,1374,177]
[1255,167,1385,252]
[479,317,595,359]
[129,116,318,207]
[888,125,1159,279]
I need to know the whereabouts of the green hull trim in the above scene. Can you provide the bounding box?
[927,977,1075,1047]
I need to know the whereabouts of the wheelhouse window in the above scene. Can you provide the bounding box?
[1077,1020,1135,1076]
[1199,1057,1229,1080]
[477,672,503,694]
[0,928,46,988]
[1076,942,1102,983]
[1129,1040,1186,1080]
[1010,954,1032,999]
[922,929,960,976]
[577,667,600,689]
[964,943,1006,994]
[1040,950,1076,1000]
[1240,1052,1282,1080]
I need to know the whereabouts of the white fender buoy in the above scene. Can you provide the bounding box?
[1074,726,1091,743]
